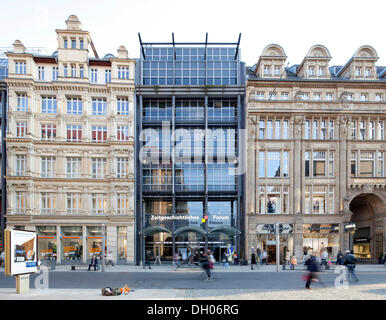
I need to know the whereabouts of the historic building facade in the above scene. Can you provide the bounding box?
[4,15,136,264]
[246,44,386,263]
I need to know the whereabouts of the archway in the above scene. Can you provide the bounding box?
[349,193,385,262]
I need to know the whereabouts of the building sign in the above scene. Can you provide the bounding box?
[354,237,370,243]
[4,229,38,276]
[303,224,339,233]
[257,224,293,234]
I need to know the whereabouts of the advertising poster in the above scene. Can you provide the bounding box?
[5,229,38,276]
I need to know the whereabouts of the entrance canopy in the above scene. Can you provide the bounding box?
[140,226,172,236]
[174,226,206,236]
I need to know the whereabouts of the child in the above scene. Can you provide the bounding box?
[290,256,297,270]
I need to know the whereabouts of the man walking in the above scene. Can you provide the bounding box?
[250,247,257,270]
[304,255,320,289]
[343,250,359,282]
[144,250,152,269]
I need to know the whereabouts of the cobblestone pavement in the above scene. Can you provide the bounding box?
[0,283,385,300]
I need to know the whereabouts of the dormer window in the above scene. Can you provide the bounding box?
[256,92,265,100]
[365,68,371,77]
[280,93,289,101]
[375,94,382,102]
[274,66,281,75]
[325,93,333,101]
[308,67,315,76]
[301,93,309,101]
[313,93,321,101]
[264,66,271,75]
[318,67,325,76]
[346,94,353,101]
[355,68,361,76]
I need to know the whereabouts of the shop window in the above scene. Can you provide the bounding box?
[37,226,57,261]
[87,226,104,259]
[117,226,127,262]
[61,226,82,261]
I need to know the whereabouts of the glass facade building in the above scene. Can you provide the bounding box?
[136,36,246,264]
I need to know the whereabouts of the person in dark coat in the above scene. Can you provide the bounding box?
[88,255,98,271]
[250,247,257,270]
[144,250,152,269]
[343,250,358,282]
[304,255,320,289]
[336,251,344,265]
[200,251,211,280]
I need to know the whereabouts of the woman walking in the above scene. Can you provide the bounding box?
[250,247,257,270]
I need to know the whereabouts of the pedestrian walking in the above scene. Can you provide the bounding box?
[343,250,359,282]
[88,255,98,271]
[250,247,257,270]
[222,252,230,269]
[201,251,212,280]
[304,255,320,289]
[143,250,152,269]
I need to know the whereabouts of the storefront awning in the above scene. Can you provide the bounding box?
[209,225,241,235]
[174,226,206,236]
[139,226,172,236]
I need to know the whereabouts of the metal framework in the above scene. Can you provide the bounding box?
[138,33,242,61]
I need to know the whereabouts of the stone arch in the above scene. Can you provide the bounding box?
[353,45,379,59]
[306,45,332,58]
[345,187,386,215]
[261,44,287,58]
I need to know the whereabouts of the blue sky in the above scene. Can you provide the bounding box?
[1,0,385,67]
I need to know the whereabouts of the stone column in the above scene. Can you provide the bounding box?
[57,225,61,264]
[293,220,304,260]
[82,226,87,263]
[293,116,303,215]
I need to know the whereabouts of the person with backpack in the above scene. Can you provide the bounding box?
[343,250,359,282]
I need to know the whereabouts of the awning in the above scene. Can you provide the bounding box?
[139,226,172,236]
[209,225,241,235]
[174,225,206,236]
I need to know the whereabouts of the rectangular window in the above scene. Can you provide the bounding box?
[79,65,84,78]
[267,120,273,139]
[325,93,333,101]
[92,194,107,215]
[378,121,384,140]
[117,98,129,115]
[71,65,76,77]
[71,39,76,49]
[346,94,353,101]
[313,151,326,177]
[116,157,129,178]
[16,94,28,111]
[280,93,289,101]
[92,126,107,143]
[52,67,58,81]
[351,120,357,140]
[92,98,107,115]
[351,151,357,177]
[369,121,375,140]
[91,69,98,83]
[16,155,26,176]
[66,193,82,214]
[41,124,56,141]
[365,68,371,77]
[63,65,68,77]
[283,120,289,139]
[38,66,45,80]
[269,92,277,100]
[259,151,265,178]
[92,158,107,179]
[259,120,265,139]
[360,94,368,102]
[67,98,82,115]
[305,120,310,140]
[359,151,375,177]
[318,67,325,76]
[313,93,321,101]
[16,122,27,138]
[359,120,366,140]
[117,194,129,214]
[267,151,281,177]
[264,66,271,75]
[15,62,26,74]
[117,125,129,141]
[329,120,334,140]
[355,68,361,76]
[41,97,57,114]
[301,93,309,101]
[66,157,81,178]
[41,156,55,178]
[16,192,26,214]
[321,120,327,140]
[305,152,310,177]
[329,151,334,177]
[313,186,326,214]
[63,38,68,48]
[118,66,129,79]
[305,186,311,213]
[266,186,281,213]
[308,67,315,76]
[259,186,265,214]
[378,152,384,177]
[375,94,382,102]
[274,66,281,75]
[105,69,111,83]
[80,39,84,49]
[312,120,318,139]
[66,125,82,142]
[274,120,281,139]
[41,193,56,215]
[256,92,265,100]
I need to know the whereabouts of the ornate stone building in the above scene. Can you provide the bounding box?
[246,44,386,263]
[4,15,136,264]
